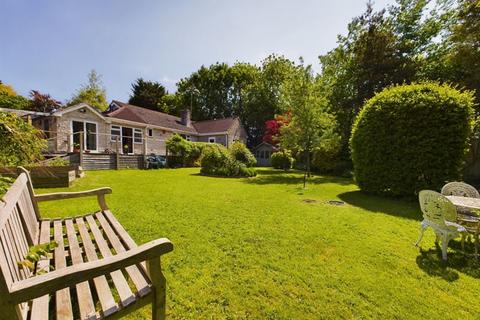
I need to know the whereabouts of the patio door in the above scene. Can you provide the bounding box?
[122,127,133,154]
[72,120,98,151]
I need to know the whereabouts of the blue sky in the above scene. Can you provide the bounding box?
[0,0,395,103]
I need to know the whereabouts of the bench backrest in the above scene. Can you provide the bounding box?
[0,173,40,288]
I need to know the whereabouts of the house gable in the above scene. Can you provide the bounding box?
[53,103,106,121]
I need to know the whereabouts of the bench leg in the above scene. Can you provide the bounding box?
[147,258,167,320]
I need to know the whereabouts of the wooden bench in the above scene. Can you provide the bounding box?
[0,168,173,320]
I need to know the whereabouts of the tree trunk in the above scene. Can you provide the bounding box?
[306,151,311,178]
[303,150,311,188]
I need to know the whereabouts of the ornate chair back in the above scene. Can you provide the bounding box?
[441,182,480,198]
[418,190,457,228]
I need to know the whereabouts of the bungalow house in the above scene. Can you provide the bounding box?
[1,101,247,156]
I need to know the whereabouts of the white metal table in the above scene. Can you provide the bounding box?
[446,195,480,255]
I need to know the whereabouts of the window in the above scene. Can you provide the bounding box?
[260,150,265,159]
[186,135,191,141]
[148,129,153,137]
[72,120,97,151]
[111,125,121,142]
[208,137,216,143]
[265,151,270,159]
[134,128,143,144]
[42,119,50,139]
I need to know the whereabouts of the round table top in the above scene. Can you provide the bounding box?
[446,195,480,210]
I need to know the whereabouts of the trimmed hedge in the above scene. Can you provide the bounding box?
[271,150,294,170]
[350,83,474,197]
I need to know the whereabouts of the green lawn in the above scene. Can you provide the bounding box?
[36,168,480,319]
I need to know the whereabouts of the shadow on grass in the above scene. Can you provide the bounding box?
[416,241,480,281]
[245,169,352,186]
[338,190,421,221]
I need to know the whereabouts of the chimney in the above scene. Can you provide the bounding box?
[181,108,191,127]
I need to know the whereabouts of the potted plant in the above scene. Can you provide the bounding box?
[123,145,129,154]
[73,143,81,153]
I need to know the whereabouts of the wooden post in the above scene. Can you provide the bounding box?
[116,136,120,170]
[79,132,84,169]
[67,130,71,153]
[147,258,167,320]
[143,131,148,155]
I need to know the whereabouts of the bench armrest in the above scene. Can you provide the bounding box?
[9,238,173,303]
[34,187,112,210]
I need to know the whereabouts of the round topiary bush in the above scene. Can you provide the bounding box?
[271,150,294,170]
[350,83,475,197]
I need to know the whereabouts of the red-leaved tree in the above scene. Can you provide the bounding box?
[29,90,62,113]
[262,112,291,146]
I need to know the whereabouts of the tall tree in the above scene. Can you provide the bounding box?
[279,65,339,186]
[129,78,170,112]
[0,81,17,96]
[68,70,109,111]
[440,0,480,109]
[241,55,297,146]
[176,63,236,120]
[319,0,439,160]
[0,81,30,110]
[175,55,304,146]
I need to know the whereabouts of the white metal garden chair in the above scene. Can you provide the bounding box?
[416,190,466,260]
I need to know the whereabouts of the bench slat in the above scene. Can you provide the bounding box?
[103,210,147,271]
[30,220,52,320]
[65,219,97,320]
[3,222,25,280]
[11,211,29,257]
[76,217,119,317]
[18,188,38,245]
[54,220,73,320]
[0,230,15,287]
[10,209,30,279]
[85,215,136,307]
[95,212,151,297]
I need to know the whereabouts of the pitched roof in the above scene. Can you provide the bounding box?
[192,117,237,133]
[105,100,238,135]
[105,100,197,133]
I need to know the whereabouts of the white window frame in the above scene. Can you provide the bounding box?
[208,137,216,143]
[133,128,143,144]
[186,135,191,141]
[70,119,99,152]
[110,125,121,142]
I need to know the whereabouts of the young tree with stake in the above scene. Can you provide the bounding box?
[279,65,339,188]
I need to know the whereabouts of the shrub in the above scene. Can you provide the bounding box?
[200,144,231,174]
[0,112,46,166]
[271,150,294,170]
[200,144,257,177]
[350,83,475,197]
[311,137,344,174]
[166,134,208,167]
[229,141,256,167]
[0,176,14,197]
[0,94,30,110]
[47,157,69,167]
